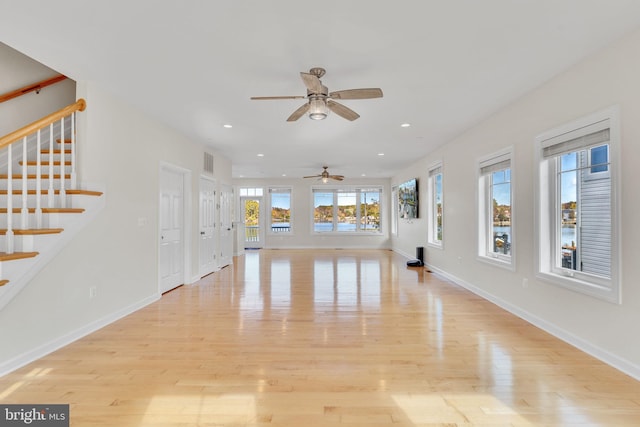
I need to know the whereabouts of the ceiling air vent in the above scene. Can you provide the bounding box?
[203,152,214,174]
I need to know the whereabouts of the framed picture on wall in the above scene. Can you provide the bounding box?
[399,178,418,219]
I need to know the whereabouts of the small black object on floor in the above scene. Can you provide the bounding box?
[407,246,425,267]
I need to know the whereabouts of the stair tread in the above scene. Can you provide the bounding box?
[0,189,102,196]
[0,174,71,179]
[40,149,72,154]
[0,252,38,262]
[21,161,72,166]
[56,139,73,144]
[0,207,84,214]
[0,228,64,235]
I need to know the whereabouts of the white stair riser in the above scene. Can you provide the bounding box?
[0,194,75,209]
[23,165,71,175]
[0,194,98,210]
[0,212,82,229]
[0,179,71,191]
[0,233,60,253]
[0,256,36,282]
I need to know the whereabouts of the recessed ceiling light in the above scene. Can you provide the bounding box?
[361,173,366,177]
[257,153,264,157]
[223,124,233,128]
[378,153,385,156]
[401,123,411,128]
[282,173,286,177]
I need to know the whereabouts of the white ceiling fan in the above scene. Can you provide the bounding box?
[251,67,383,121]
[303,166,344,183]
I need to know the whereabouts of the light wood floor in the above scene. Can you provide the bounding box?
[1,249,639,426]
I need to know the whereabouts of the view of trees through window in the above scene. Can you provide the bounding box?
[313,189,381,232]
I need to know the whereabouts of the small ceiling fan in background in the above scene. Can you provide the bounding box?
[304,166,344,183]
[251,67,383,121]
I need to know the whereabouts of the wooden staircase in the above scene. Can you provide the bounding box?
[0,100,105,308]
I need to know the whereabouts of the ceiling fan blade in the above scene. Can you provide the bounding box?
[251,96,306,100]
[329,88,383,100]
[300,72,324,93]
[329,175,344,181]
[287,103,310,121]
[327,100,360,121]
[303,174,322,179]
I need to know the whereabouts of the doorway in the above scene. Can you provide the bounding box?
[219,183,233,267]
[199,176,217,276]
[241,197,263,249]
[159,165,189,293]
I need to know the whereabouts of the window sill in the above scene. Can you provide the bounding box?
[535,271,620,304]
[477,254,514,271]
[427,242,444,250]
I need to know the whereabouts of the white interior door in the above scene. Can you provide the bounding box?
[199,176,217,276]
[159,167,185,293]
[219,184,233,267]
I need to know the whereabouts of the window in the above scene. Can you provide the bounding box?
[269,187,292,233]
[427,163,443,247]
[478,149,513,268]
[536,107,620,303]
[312,187,382,233]
[239,187,263,197]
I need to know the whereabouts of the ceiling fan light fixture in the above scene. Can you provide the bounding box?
[308,96,328,120]
[322,176,329,183]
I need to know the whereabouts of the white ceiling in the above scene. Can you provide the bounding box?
[2,1,640,179]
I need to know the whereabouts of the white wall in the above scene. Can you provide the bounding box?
[0,42,75,135]
[233,177,391,249]
[0,80,232,373]
[392,28,640,378]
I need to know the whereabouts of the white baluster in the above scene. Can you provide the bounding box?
[6,144,14,254]
[47,123,55,208]
[35,129,43,228]
[20,136,29,230]
[59,117,66,208]
[70,112,77,189]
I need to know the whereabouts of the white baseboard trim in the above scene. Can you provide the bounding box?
[426,264,640,381]
[391,248,414,260]
[0,293,160,377]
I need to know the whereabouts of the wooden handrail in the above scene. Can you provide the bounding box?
[0,74,68,104]
[0,99,86,150]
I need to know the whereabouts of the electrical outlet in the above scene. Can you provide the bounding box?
[522,278,529,288]
[89,286,97,298]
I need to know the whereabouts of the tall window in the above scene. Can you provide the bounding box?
[427,163,443,247]
[312,187,382,233]
[536,108,620,303]
[478,149,513,267]
[269,187,292,233]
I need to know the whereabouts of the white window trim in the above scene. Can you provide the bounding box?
[391,185,398,236]
[477,147,515,271]
[311,186,383,235]
[427,161,444,249]
[267,186,293,235]
[534,105,621,304]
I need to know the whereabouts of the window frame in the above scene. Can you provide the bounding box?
[311,186,383,234]
[477,148,515,270]
[535,106,621,303]
[427,162,444,248]
[391,185,398,236]
[268,187,293,235]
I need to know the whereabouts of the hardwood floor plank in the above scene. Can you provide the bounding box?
[0,249,639,426]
